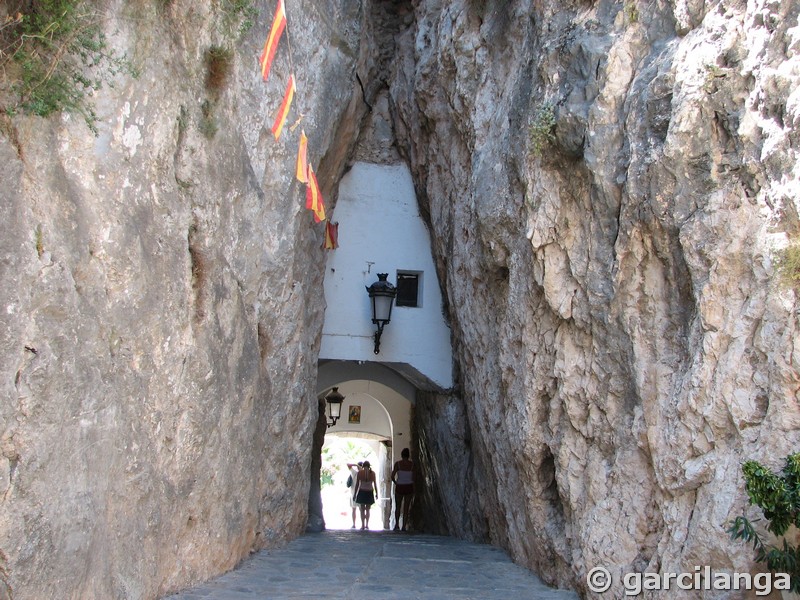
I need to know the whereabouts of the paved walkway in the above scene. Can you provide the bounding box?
[163,529,579,599]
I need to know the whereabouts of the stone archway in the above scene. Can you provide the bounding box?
[309,360,418,531]
[317,360,417,463]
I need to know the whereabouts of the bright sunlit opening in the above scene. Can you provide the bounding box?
[321,436,378,530]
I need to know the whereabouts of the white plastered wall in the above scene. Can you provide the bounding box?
[319,162,453,390]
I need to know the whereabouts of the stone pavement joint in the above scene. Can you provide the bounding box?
[163,530,579,599]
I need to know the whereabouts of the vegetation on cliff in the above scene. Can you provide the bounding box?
[729,454,800,592]
[0,0,128,133]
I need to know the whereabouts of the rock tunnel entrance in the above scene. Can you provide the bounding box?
[311,360,420,532]
[3,0,797,597]
[310,156,455,533]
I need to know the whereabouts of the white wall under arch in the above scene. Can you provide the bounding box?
[322,380,411,463]
[317,361,414,466]
[318,161,453,390]
[334,391,392,439]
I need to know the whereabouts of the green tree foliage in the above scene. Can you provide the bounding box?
[320,440,376,490]
[728,453,800,593]
[220,0,256,37]
[0,0,129,133]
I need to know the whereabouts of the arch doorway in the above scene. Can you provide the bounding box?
[314,360,416,531]
[321,435,382,529]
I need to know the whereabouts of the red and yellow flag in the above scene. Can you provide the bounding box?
[323,221,339,250]
[306,165,326,223]
[295,130,308,183]
[305,171,314,210]
[259,0,287,82]
[271,74,296,140]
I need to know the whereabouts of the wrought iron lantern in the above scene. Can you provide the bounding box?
[366,273,397,354]
[325,387,345,428]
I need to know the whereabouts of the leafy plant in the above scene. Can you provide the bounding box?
[220,0,256,37]
[320,439,376,490]
[703,63,729,94]
[624,1,639,24]
[0,0,130,134]
[774,241,800,290]
[198,98,218,139]
[529,103,556,158]
[728,453,800,593]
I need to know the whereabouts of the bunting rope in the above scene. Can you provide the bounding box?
[259,0,333,236]
[281,7,298,86]
[258,0,285,83]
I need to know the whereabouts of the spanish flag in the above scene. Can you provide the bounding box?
[306,165,326,223]
[259,0,286,82]
[323,221,339,250]
[271,74,296,140]
[295,130,308,183]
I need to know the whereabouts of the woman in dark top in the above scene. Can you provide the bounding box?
[391,448,414,531]
[354,460,379,530]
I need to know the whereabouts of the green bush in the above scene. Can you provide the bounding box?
[624,1,639,24]
[221,0,256,37]
[198,98,217,139]
[703,64,729,94]
[529,103,556,158]
[728,453,800,593]
[775,242,800,290]
[0,0,129,133]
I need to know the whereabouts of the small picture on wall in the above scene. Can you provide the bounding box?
[348,405,361,424]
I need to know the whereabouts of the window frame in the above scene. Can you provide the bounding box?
[395,270,422,308]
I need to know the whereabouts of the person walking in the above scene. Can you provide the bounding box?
[391,448,414,531]
[346,461,362,528]
[354,461,378,530]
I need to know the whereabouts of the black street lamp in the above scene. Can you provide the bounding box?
[366,273,397,354]
[325,387,345,428]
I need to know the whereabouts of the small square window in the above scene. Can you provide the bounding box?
[396,272,421,307]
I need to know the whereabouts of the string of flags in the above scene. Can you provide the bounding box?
[258,0,285,83]
[271,75,295,140]
[259,0,338,250]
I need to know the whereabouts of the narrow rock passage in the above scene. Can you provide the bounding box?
[163,530,579,599]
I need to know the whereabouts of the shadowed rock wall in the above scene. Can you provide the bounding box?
[391,0,800,597]
[0,0,370,597]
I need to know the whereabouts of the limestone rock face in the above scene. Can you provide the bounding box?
[0,1,367,597]
[2,0,799,598]
[391,0,800,596]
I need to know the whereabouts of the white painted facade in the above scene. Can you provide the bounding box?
[319,162,453,390]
